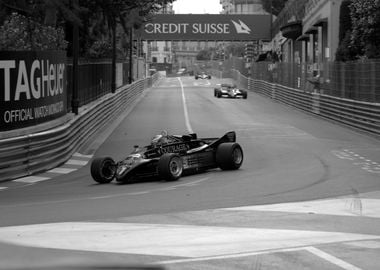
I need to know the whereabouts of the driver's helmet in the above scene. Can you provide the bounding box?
[151,130,169,147]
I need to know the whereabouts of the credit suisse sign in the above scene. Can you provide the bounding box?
[140,14,271,41]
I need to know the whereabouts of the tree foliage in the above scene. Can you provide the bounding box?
[225,43,245,58]
[0,0,174,56]
[78,0,174,58]
[338,0,352,42]
[196,50,211,61]
[0,12,67,50]
[335,0,380,61]
[350,0,380,59]
[335,0,355,61]
[262,0,288,16]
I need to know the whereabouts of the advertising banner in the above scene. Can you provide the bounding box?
[0,51,67,131]
[140,14,271,41]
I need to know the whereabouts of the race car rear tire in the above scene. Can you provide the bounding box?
[158,154,183,181]
[217,91,222,98]
[216,143,243,170]
[91,157,116,184]
[243,91,248,99]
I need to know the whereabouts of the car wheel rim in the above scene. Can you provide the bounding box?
[102,160,115,180]
[169,157,182,177]
[232,148,243,165]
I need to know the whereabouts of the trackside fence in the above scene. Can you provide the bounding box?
[215,69,380,137]
[0,73,161,182]
[211,58,380,103]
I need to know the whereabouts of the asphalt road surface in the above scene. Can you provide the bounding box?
[0,76,379,270]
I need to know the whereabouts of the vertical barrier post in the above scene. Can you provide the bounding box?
[111,22,116,93]
[312,93,320,115]
[129,28,133,84]
[71,0,79,115]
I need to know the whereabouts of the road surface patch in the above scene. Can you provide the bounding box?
[332,149,380,174]
[0,222,378,259]
[344,240,380,249]
[221,197,380,218]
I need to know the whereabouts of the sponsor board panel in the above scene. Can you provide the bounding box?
[0,51,67,131]
[140,14,271,41]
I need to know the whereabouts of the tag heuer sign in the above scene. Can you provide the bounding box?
[140,14,271,41]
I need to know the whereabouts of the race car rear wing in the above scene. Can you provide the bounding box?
[206,131,236,148]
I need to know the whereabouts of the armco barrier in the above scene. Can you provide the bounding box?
[0,74,160,182]
[231,70,380,138]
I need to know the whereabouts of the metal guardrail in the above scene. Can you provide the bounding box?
[231,70,380,138]
[0,74,160,182]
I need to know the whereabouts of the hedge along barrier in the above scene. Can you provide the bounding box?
[230,70,380,138]
[0,73,160,182]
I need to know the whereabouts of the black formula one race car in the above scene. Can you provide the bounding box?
[214,84,248,99]
[91,131,243,184]
[195,72,211,80]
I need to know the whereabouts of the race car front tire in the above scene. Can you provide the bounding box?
[243,91,248,99]
[158,153,183,181]
[216,143,243,170]
[91,157,116,183]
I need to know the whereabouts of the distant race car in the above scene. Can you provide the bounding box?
[214,84,247,99]
[91,131,243,184]
[195,72,211,80]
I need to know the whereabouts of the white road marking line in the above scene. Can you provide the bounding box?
[90,191,151,199]
[157,187,177,191]
[2,177,209,206]
[0,187,8,191]
[0,222,378,259]
[180,177,210,187]
[13,176,50,183]
[127,191,151,195]
[158,247,305,265]
[305,247,362,270]
[177,77,193,133]
[94,177,210,198]
[48,168,77,174]
[164,177,210,189]
[65,159,88,166]
[73,153,93,159]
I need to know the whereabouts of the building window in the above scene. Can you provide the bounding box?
[152,57,157,63]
